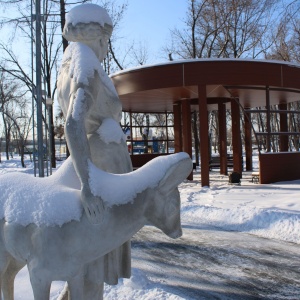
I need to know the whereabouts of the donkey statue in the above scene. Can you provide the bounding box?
[0,152,192,300]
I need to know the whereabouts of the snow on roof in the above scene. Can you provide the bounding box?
[66,4,112,27]
[110,58,300,77]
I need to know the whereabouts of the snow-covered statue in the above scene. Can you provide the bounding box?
[0,3,193,300]
[58,4,132,222]
[0,152,192,299]
[57,3,133,298]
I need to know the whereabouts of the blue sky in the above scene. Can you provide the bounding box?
[116,0,188,63]
[0,0,189,76]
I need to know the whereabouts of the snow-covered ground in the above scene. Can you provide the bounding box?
[0,153,299,299]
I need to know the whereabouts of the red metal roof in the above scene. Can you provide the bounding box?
[111,59,300,112]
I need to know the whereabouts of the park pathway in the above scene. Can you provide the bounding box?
[131,224,300,299]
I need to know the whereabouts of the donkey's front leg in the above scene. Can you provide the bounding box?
[2,259,25,300]
[29,267,52,300]
[67,273,84,300]
[83,280,104,300]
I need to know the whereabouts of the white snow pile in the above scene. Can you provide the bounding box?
[103,268,185,300]
[66,3,113,27]
[97,118,126,144]
[179,179,300,244]
[0,158,82,226]
[89,152,190,207]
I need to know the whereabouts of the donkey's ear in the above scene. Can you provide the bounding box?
[158,155,193,194]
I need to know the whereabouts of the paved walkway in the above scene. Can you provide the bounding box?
[132,225,300,299]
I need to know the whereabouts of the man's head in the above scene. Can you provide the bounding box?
[63,4,113,44]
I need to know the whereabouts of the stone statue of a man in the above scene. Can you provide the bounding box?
[57,3,132,298]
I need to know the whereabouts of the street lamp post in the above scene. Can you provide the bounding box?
[46,97,53,175]
[35,0,44,177]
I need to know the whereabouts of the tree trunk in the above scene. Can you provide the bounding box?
[43,14,57,169]
[60,0,70,158]
[20,143,25,168]
[60,0,68,52]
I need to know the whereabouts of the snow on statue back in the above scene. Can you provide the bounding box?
[63,42,117,97]
[0,153,192,300]
[0,158,81,227]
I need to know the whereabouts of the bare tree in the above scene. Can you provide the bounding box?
[215,0,278,58]
[165,0,211,59]
[266,1,300,63]
[130,41,149,66]
[0,70,32,166]
[0,0,65,168]
[166,0,279,60]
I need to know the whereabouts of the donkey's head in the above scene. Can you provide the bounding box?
[145,156,192,239]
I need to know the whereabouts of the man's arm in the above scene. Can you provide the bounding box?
[65,86,105,224]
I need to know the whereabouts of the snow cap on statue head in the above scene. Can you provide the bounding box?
[63,4,113,42]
